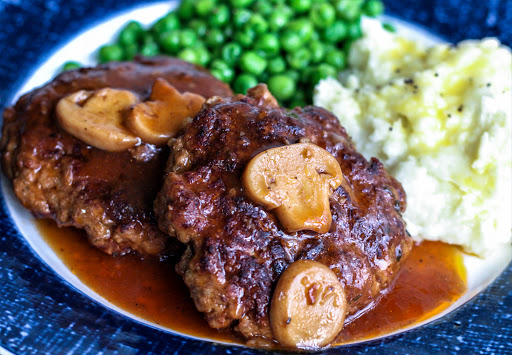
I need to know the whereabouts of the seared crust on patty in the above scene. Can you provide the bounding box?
[154,86,412,343]
[1,56,232,257]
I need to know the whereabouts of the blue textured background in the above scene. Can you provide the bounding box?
[0,1,511,354]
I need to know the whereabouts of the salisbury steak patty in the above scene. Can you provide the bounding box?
[155,86,413,343]
[1,56,232,257]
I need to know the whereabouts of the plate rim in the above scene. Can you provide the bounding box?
[0,0,510,354]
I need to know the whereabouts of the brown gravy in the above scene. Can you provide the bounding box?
[37,219,467,346]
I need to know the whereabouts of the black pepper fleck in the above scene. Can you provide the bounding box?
[457,105,464,112]
[404,78,414,85]
[434,73,439,77]
[396,246,403,261]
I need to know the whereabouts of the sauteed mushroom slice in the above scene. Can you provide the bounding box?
[243,143,344,233]
[126,78,205,146]
[56,88,140,151]
[270,260,347,349]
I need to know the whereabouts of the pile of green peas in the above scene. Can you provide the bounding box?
[64,0,385,107]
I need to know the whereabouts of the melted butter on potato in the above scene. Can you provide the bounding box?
[126,78,205,146]
[270,260,347,349]
[56,88,140,151]
[243,143,344,233]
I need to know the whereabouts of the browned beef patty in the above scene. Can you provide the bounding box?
[1,56,232,257]
[155,86,413,343]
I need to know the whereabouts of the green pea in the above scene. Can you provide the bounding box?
[322,21,347,43]
[98,44,124,63]
[223,25,234,38]
[178,48,199,63]
[254,2,273,16]
[248,14,268,35]
[119,21,144,46]
[234,74,258,94]
[179,29,198,47]
[118,27,138,47]
[62,61,81,71]
[189,19,207,37]
[257,71,269,84]
[123,43,139,60]
[382,23,396,33]
[347,21,363,39]
[221,43,242,65]
[151,14,179,35]
[140,40,159,57]
[240,51,267,76]
[288,88,308,109]
[268,6,292,31]
[309,63,337,85]
[159,31,181,54]
[280,30,302,52]
[325,49,346,69]
[196,0,216,17]
[194,46,211,66]
[268,75,296,101]
[290,0,311,13]
[209,4,230,27]
[140,32,154,43]
[310,41,326,63]
[287,47,311,70]
[268,57,286,74]
[233,9,252,27]
[234,28,256,48]
[177,0,195,20]
[288,90,307,108]
[334,0,363,21]
[124,21,144,35]
[210,59,235,82]
[363,0,384,17]
[230,0,254,9]
[284,70,300,83]
[205,29,225,48]
[310,3,336,28]
[287,19,314,41]
[310,31,320,41]
[255,33,280,57]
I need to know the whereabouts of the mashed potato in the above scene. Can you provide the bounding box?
[314,20,512,256]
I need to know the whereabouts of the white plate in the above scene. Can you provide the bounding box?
[3,1,511,349]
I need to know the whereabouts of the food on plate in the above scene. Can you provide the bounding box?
[126,78,205,145]
[242,142,345,233]
[56,88,141,151]
[154,84,412,348]
[0,56,232,257]
[74,0,387,107]
[270,259,347,348]
[314,20,512,256]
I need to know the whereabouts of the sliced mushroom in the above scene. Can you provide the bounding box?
[242,143,344,233]
[270,260,347,349]
[56,88,140,151]
[125,78,205,146]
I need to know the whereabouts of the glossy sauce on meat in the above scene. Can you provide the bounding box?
[37,219,467,346]
[1,57,232,257]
